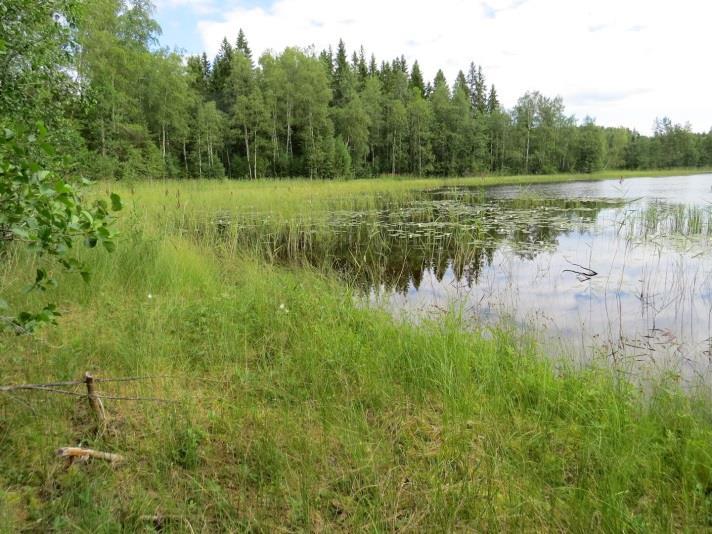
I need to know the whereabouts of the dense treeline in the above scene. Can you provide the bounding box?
[3,0,712,179]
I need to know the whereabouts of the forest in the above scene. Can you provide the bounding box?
[4,0,712,181]
[5,1,712,530]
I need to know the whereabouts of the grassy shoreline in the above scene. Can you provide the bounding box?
[111,167,711,218]
[2,171,712,530]
[127,166,712,192]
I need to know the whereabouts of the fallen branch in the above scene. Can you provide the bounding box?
[562,260,598,282]
[56,447,124,464]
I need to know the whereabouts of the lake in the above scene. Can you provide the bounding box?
[211,174,712,381]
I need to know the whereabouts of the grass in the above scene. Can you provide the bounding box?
[2,171,712,531]
[112,168,712,220]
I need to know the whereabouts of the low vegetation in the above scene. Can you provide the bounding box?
[2,176,712,531]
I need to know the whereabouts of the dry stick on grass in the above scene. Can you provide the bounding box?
[56,447,124,464]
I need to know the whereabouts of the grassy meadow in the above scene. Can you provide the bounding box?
[2,170,712,531]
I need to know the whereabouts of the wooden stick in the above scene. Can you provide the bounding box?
[56,447,124,464]
[84,372,106,422]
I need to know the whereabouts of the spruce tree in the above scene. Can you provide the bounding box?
[410,61,425,97]
[475,67,487,113]
[211,38,234,111]
[368,54,378,77]
[333,39,354,106]
[319,47,334,79]
[187,54,211,96]
[487,84,499,114]
[351,51,359,71]
[433,70,448,91]
[466,63,487,114]
[356,47,369,85]
[454,70,469,98]
[236,28,252,63]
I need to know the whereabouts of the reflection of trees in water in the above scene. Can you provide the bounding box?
[212,194,620,294]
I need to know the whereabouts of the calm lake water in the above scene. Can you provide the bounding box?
[375,175,712,378]
[217,173,712,380]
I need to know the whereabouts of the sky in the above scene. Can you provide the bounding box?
[154,0,712,134]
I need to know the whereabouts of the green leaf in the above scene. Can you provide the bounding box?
[110,193,123,212]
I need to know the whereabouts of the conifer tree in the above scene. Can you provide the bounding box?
[409,61,426,98]
[332,39,353,106]
[487,84,499,114]
[236,28,252,63]
[211,38,234,112]
[454,70,469,98]
[368,54,378,77]
[356,47,369,86]
[319,46,334,80]
[467,63,487,114]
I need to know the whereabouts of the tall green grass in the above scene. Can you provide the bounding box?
[1,174,712,531]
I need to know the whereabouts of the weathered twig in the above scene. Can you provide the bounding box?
[562,260,598,282]
[56,447,124,464]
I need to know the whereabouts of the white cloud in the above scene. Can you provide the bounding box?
[194,0,712,133]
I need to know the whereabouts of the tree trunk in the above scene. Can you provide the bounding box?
[392,132,396,176]
[197,131,203,179]
[309,112,315,179]
[254,129,258,179]
[244,124,252,179]
[272,112,278,175]
[525,109,531,174]
[100,119,106,158]
[161,123,166,162]
[417,117,422,176]
[207,132,213,170]
[525,126,531,174]
[183,140,188,176]
[286,104,293,160]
